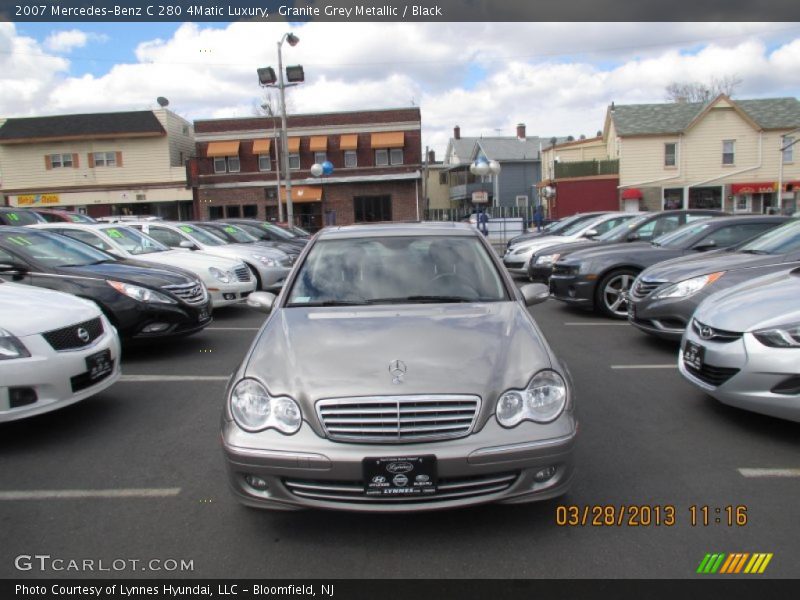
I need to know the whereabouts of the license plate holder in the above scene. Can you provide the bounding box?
[86,349,113,381]
[683,340,705,371]
[363,456,437,496]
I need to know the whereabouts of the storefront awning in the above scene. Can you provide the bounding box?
[309,136,328,152]
[784,180,800,191]
[339,134,358,150]
[252,139,271,154]
[731,182,777,194]
[206,141,240,157]
[621,188,643,200]
[281,185,322,203]
[370,131,405,149]
[287,137,301,153]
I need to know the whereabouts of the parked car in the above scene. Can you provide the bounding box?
[679,267,800,422]
[528,209,727,282]
[549,216,788,318]
[0,227,212,340]
[190,221,301,263]
[506,211,611,248]
[125,221,292,292]
[96,215,163,223]
[0,207,46,226]
[0,281,121,423]
[221,222,576,511]
[222,219,309,249]
[503,212,636,277]
[628,219,800,341]
[30,223,256,308]
[29,209,96,224]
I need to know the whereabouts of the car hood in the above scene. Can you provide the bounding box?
[135,249,242,272]
[511,235,585,253]
[695,268,800,332]
[245,302,553,410]
[0,282,99,337]
[640,251,791,283]
[531,239,607,259]
[59,259,195,287]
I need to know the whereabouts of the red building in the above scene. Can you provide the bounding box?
[190,108,422,230]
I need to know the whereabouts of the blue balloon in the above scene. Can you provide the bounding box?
[321,161,334,175]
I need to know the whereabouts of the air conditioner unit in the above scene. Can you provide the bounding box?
[515,195,528,207]
[135,193,147,201]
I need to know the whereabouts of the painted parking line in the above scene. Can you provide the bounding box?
[738,468,800,478]
[0,488,181,500]
[610,364,677,370]
[118,375,229,382]
[564,322,630,326]
[205,327,261,331]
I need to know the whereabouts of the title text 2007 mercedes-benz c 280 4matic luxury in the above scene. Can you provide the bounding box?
[221,222,577,512]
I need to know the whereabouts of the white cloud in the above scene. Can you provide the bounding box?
[44,29,109,53]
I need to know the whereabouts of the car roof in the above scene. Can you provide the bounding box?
[317,221,478,239]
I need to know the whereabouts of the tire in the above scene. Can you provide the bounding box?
[594,269,638,319]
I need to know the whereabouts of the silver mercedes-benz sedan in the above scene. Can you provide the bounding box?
[221,222,577,511]
[679,266,800,422]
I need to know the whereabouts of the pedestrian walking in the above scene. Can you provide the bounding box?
[533,204,545,232]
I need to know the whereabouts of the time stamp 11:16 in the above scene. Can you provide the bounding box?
[554,505,749,527]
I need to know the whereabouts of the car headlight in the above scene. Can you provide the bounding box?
[229,378,302,434]
[535,253,561,266]
[0,328,31,360]
[496,370,568,427]
[252,254,280,267]
[651,272,725,300]
[512,246,534,257]
[107,280,176,304]
[753,322,800,348]
[209,266,232,283]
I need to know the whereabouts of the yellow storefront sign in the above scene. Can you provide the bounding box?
[17,194,60,206]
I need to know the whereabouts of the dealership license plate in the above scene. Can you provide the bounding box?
[363,456,437,496]
[86,349,113,381]
[683,340,705,371]
[198,307,210,321]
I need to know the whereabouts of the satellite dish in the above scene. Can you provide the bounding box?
[157,97,169,107]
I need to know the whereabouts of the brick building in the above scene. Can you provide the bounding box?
[190,107,422,230]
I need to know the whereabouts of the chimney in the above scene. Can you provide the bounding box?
[454,125,461,140]
[428,149,436,163]
[516,123,526,140]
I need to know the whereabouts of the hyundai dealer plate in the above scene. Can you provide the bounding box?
[364,456,437,496]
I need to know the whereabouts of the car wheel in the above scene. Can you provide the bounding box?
[246,264,262,290]
[595,269,638,319]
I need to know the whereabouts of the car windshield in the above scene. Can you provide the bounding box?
[597,214,650,241]
[652,222,711,248]
[0,229,114,268]
[738,220,800,255]
[231,222,267,239]
[262,223,296,240]
[287,235,508,306]
[204,224,257,244]
[175,224,226,246]
[102,226,168,255]
[2,210,43,225]
[561,216,606,236]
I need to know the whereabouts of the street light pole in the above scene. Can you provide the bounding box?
[262,103,283,222]
[277,35,294,228]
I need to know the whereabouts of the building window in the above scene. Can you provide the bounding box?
[93,152,117,167]
[227,156,240,173]
[390,148,404,165]
[258,154,271,171]
[208,206,224,220]
[344,150,357,168]
[375,149,389,167]
[783,136,794,163]
[664,143,677,167]
[354,195,392,222]
[49,153,73,168]
[439,171,447,185]
[289,153,300,170]
[214,156,240,173]
[213,157,226,173]
[722,140,735,165]
[734,195,751,213]
[663,188,683,210]
[225,205,241,218]
[243,204,258,218]
[314,152,327,165]
[689,186,723,210]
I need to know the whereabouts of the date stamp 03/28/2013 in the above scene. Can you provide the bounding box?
[555,504,749,527]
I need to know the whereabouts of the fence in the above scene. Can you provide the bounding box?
[424,206,539,249]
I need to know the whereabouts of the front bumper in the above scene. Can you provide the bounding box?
[222,415,577,512]
[114,297,213,339]
[502,250,534,276]
[0,321,121,423]
[627,295,700,341]
[208,280,256,308]
[678,329,800,422]
[549,273,595,307]
[528,264,555,283]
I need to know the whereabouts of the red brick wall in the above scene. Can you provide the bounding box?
[552,177,619,218]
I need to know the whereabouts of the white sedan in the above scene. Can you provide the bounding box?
[30,223,256,308]
[0,282,121,423]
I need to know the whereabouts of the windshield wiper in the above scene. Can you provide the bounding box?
[739,249,770,255]
[287,299,367,307]
[366,295,481,304]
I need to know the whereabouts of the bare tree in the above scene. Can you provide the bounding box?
[665,75,743,103]
[252,89,296,116]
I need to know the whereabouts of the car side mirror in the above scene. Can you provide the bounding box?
[626,232,640,242]
[520,283,550,307]
[179,240,197,250]
[246,291,276,314]
[692,240,717,252]
[0,261,27,275]
[583,229,599,239]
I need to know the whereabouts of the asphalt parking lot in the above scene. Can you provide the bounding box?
[1,296,798,579]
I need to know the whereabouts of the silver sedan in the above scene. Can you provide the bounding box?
[679,267,800,422]
[221,222,577,511]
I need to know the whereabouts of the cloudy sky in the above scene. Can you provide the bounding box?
[3,21,800,155]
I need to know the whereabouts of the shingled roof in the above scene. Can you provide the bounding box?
[610,97,800,136]
[0,111,166,143]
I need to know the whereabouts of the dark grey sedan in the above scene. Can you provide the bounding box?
[628,219,800,341]
[549,216,787,318]
[221,222,577,511]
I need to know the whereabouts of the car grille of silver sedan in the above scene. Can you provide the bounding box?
[233,265,251,282]
[691,319,743,343]
[43,317,104,351]
[283,472,518,504]
[316,395,481,443]
[162,282,207,305]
